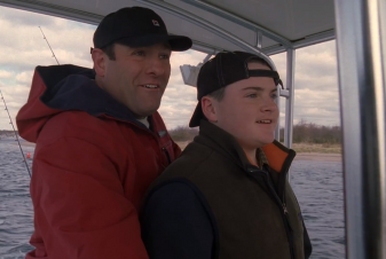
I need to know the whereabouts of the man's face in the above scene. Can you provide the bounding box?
[212,62,279,151]
[99,43,171,118]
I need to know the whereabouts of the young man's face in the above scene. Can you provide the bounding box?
[99,43,171,118]
[212,62,279,151]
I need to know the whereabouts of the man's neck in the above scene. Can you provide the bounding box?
[137,117,149,128]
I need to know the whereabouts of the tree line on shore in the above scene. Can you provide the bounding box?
[169,120,342,144]
[0,130,15,137]
[1,120,342,144]
[280,120,341,144]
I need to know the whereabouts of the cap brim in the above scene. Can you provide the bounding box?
[189,102,204,127]
[117,34,192,51]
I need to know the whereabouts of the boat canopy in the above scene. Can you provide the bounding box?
[0,0,335,55]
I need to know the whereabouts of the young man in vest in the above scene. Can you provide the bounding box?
[142,51,312,259]
[16,6,192,259]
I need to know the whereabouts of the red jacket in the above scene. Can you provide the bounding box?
[16,65,181,259]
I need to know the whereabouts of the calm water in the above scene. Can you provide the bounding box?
[0,139,345,259]
[0,139,34,259]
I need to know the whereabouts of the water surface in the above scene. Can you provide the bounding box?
[0,139,345,258]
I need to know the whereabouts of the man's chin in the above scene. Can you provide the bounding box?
[134,108,160,118]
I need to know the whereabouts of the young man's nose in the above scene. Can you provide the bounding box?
[260,98,278,112]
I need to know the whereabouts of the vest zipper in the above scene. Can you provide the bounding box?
[278,177,296,259]
[251,168,296,259]
[283,202,289,215]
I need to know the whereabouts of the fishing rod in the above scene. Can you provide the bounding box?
[3,26,62,179]
[0,26,56,179]
[39,26,60,65]
[0,89,32,178]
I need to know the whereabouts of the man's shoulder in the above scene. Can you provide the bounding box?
[46,110,106,130]
[38,111,127,147]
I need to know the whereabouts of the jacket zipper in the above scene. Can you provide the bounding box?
[132,121,173,166]
[162,147,172,164]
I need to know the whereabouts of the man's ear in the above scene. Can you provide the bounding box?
[91,48,107,77]
[201,96,218,123]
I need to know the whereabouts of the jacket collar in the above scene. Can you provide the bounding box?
[38,65,149,129]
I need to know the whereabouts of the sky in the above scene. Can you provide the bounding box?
[0,5,341,131]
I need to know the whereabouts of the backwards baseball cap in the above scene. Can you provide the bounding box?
[93,6,192,51]
[189,51,283,127]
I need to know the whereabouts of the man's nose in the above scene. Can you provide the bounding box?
[147,57,166,76]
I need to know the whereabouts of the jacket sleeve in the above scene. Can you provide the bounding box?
[30,136,148,259]
[141,182,214,259]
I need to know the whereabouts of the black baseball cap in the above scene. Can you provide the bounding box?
[189,51,283,127]
[93,6,192,51]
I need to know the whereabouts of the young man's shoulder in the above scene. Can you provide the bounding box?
[153,141,233,187]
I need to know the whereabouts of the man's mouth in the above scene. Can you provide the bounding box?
[256,120,272,124]
[142,84,159,89]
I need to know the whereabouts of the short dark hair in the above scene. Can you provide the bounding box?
[101,43,116,60]
[208,87,225,101]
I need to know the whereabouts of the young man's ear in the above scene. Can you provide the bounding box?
[91,48,107,77]
[201,96,218,123]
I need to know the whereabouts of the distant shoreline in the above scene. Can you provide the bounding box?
[4,140,342,162]
[295,152,341,162]
[176,141,342,162]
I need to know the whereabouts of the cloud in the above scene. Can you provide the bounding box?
[0,6,55,27]
[271,41,340,128]
[158,50,209,129]
[0,70,13,79]
[0,5,341,132]
[15,71,33,84]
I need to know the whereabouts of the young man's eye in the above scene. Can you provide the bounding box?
[246,93,257,98]
[271,93,278,99]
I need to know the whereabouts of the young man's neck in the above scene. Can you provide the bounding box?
[243,148,258,167]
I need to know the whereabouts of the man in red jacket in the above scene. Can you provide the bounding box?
[16,6,192,259]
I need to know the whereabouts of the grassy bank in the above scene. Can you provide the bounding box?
[5,123,343,154]
[176,141,342,154]
[14,139,341,154]
[170,122,342,154]
[290,143,341,154]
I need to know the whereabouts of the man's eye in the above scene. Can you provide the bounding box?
[159,53,170,60]
[271,93,278,99]
[133,50,145,56]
